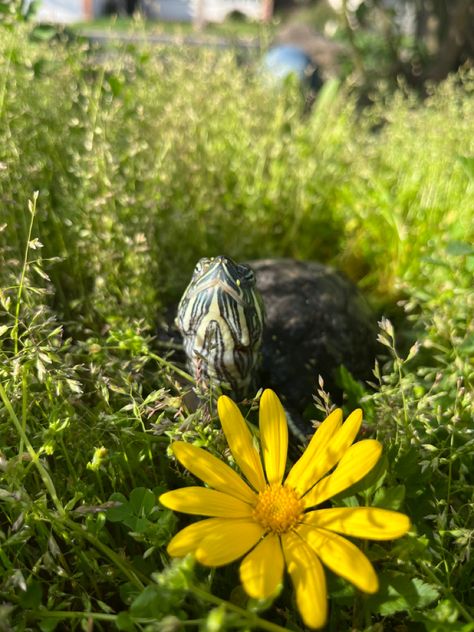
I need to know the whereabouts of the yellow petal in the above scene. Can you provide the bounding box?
[285,408,342,494]
[167,518,223,557]
[172,442,257,504]
[159,487,253,518]
[287,409,363,497]
[195,519,264,566]
[304,440,382,508]
[217,395,266,492]
[259,389,288,485]
[282,531,327,629]
[304,507,411,540]
[298,524,378,593]
[240,534,284,599]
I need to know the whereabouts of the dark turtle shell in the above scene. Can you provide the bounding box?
[247,258,377,415]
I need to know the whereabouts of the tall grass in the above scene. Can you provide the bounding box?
[0,25,473,631]
[1,28,472,319]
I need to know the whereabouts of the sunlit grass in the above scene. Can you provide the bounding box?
[0,24,473,631]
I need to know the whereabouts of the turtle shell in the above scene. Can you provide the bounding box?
[247,259,377,414]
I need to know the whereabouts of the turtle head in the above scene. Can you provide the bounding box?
[176,256,264,397]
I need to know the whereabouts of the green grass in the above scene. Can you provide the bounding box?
[0,24,473,631]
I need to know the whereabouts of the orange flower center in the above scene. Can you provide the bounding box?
[253,484,304,534]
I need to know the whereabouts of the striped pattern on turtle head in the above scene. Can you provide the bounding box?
[176,256,264,396]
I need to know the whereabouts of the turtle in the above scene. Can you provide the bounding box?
[175,255,377,434]
[176,256,265,400]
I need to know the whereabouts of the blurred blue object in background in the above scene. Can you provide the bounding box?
[261,44,323,93]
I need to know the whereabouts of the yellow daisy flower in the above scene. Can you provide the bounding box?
[160,389,411,629]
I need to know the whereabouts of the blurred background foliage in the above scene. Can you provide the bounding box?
[0,24,472,328]
[281,0,474,88]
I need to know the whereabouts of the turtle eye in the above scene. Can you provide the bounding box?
[193,257,212,278]
[238,265,255,287]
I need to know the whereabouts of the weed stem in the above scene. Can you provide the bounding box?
[190,584,292,632]
[0,381,64,516]
[420,561,474,623]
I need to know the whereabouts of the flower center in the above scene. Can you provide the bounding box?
[253,484,304,535]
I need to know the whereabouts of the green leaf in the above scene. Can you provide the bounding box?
[106,495,131,522]
[373,485,406,510]
[412,599,474,632]
[109,492,128,504]
[119,582,141,607]
[130,585,163,618]
[116,612,136,631]
[129,487,155,517]
[395,447,422,483]
[124,516,149,533]
[38,618,60,632]
[367,573,440,616]
[106,489,157,532]
[390,532,430,562]
[338,494,360,507]
[206,605,227,629]
[18,581,42,609]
